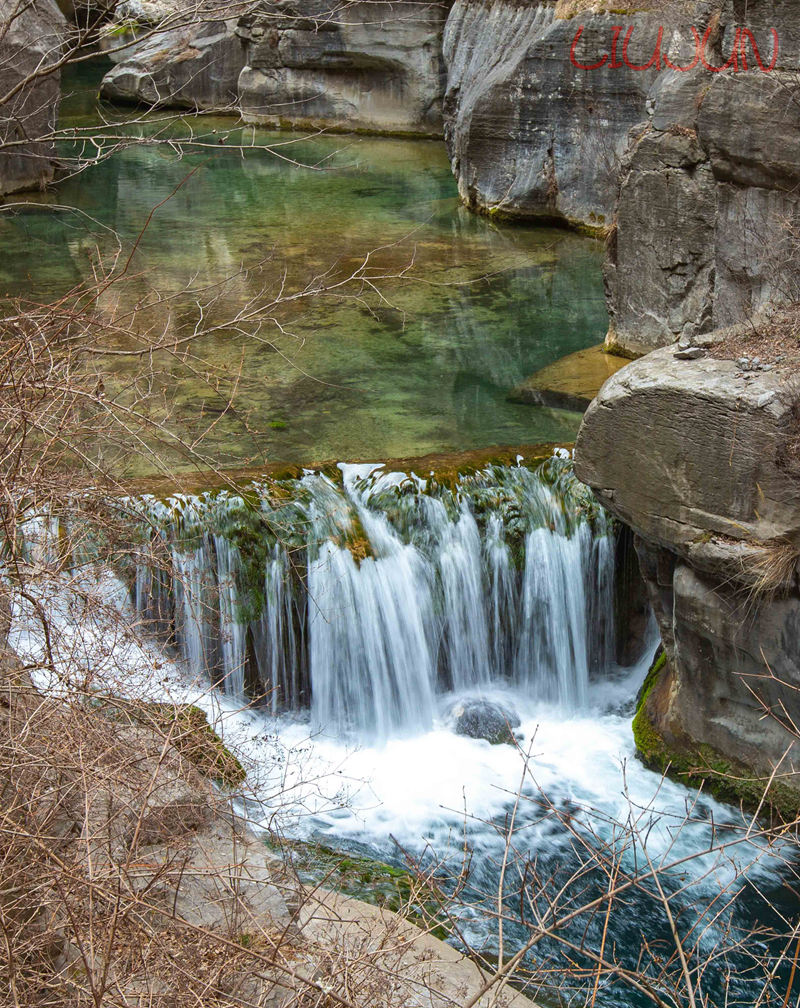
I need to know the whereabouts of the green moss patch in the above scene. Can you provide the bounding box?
[270,838,449,939]
[633,654,800,822]
[108,700,247,787]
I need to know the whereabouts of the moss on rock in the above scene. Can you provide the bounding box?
[633,653,800,822]
[270,838,449,939]
[109,700,247,787]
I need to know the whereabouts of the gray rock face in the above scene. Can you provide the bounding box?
[442,2,664,227]
[237,0,447,135]
[606,128,716,357]
[100,19,247,109]
[575,344,800,807]
[101,0,447,133]
[606,0,800,356]
[0,0,67,195]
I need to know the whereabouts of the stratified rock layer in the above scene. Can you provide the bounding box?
[575,341,800,812]
[237,0,447,135]
[101,0,448,135]
[0,0,67,194]
[606,1,800,355]
[442,2,664,227]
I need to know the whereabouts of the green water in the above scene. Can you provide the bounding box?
[0,62,608,476]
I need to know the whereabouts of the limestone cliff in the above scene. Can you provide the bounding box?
[606,1,800,356]
[237,0,447,135]
[441,1,664,228]
[0,0,67,195]
[573,0,800,813]
[100,0,448,135]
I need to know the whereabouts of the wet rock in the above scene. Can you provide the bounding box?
[447,698,520,746]
[613,523,652,668]
[0,0,67,195]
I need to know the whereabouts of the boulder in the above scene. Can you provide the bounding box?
[0,0,67,195]
[447,697,520,745]
[237,0,447,135]
[100,18,247,109]
[575,339,800,813]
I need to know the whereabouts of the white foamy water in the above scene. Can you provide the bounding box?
[8,459,792,1007]
[9,570,775,897]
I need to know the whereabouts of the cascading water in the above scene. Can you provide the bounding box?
[10,460,790,1008]
[129,454,617,740]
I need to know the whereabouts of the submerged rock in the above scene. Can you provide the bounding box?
[447,698,521,746]
[509,344,629,414]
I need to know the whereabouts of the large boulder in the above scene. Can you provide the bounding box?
[237,0,447,135]
[100,17,247,109]
[441,2,666,228]
[575,336,800,814]
[0,0,67,195]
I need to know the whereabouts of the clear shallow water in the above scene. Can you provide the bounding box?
[0,62,606,476]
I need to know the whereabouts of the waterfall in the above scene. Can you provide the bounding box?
[516,526,590,708]
[213,535,247,699]
[436,504,492,692]
[309,537,437,739]
[129,456,618,741]
[253,545,302,714]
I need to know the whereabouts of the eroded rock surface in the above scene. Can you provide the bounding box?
[442,2,664,228]
[606,2,800,355]
[575,339,800,812]
[101,0,447,134]
[100,17,247,109]
[237,0,447,135]
[0,0,67,195]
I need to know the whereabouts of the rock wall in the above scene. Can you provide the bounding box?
[606,1,800,356]
[100,0,448,135]
[441,1,665,228]
[237,0,447,135]
[0,0,67,195]
[575,334,800,813]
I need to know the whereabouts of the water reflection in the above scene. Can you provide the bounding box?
[0,66,607,475]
